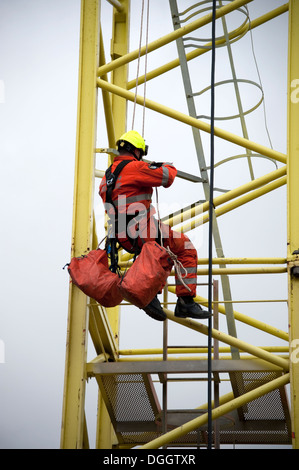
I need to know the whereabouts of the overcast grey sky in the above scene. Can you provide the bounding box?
[0,0,289,449]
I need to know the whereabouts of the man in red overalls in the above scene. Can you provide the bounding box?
[99,130,210,321]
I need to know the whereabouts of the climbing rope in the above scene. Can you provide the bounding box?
[165,246,191,293]
[207,0,217,450]
[131,0,193,292]
[131,0,150,137]
[154,186,190,292]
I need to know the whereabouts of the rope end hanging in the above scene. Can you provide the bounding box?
[165,245,192,293]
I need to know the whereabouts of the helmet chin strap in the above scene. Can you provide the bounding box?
[134,149,143,161]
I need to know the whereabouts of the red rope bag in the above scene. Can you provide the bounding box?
[66,249,123,307]
[119,241,174,308]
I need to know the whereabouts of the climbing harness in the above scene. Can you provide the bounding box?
[105,159,132,273]
[104,158,142,270]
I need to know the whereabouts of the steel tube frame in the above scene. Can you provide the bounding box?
[126,3,289,90]
[62,0,293,450]
[196,257,286,264]
[181,176,287,232]
[140,373,290,449]
[165,167,286,228]
[163,165,286,227]
[119,257,286,267]
[168,286,289,342]
[287,0,299,449]
[105,0,123,12]
[175,267,287,274]
[96,78,287,164]
[162,308,289,370]
[96,0,130,449]
[60,0,100,449]
[97,0,254,77]
[118,346,289,356]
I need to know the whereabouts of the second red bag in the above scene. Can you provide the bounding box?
[119,241,174,308]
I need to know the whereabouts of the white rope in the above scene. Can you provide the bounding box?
[155,187,191,293]
[131,0,145,130]
[165,246,192,293]
[131,1,190,295]
[142,0,150,137]
[131,0,150,137]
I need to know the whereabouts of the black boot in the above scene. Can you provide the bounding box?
[143,296,166,321]
[175,296,211,319]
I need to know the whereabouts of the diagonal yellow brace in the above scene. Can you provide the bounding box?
[140,373,290,449]
[97,0,254,77]
[127,3,289,90]
[97,78,287,164]
[163,308,289,371]
[168,286,289,342]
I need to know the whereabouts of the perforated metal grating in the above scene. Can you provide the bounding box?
[98,373,161,428]
[220,371,292,445]
[97,371,291,447]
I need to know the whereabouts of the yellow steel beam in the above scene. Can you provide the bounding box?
[287,0,299,450]
[121,265,286,274]
[127,3,289,90]
[139,373,290,449]
[119,257,286,268]
[97,0,253,77]
[96,0,130,450]
[97,78,287,164]
[170,267,287,275]
[168,286,289,342]
[196,257,287,264]
[115,355,289,364]
[60,0,100,449]
[118,346,289,356]
[181,176,286,233]
[163,308,289,370]
[166,166,286,227]
[106,0,124,12]
[99,27,116,148]
[114,169,285,244]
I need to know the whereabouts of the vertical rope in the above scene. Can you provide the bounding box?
[131,0,150,137]
[131,0,145,130]
[142,0,150,137]
[208,0,217,450]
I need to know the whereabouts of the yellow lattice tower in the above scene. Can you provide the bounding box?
[60,0,299,449]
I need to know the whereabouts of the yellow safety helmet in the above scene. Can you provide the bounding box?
[116,130,148,157]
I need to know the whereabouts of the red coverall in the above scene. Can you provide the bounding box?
[99,154,198,297]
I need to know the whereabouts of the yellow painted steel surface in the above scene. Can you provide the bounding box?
[62,0,294,449]
[287,0,299,450]
[97,78,287,164]
[97,0,254,77]
[126,3,289,90]
[96,0,130,449]
[140,373,290,449]
[60,0,100,449]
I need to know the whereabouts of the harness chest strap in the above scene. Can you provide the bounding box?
[105,159,132,205]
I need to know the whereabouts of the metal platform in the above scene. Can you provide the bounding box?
[87,360,291,448]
